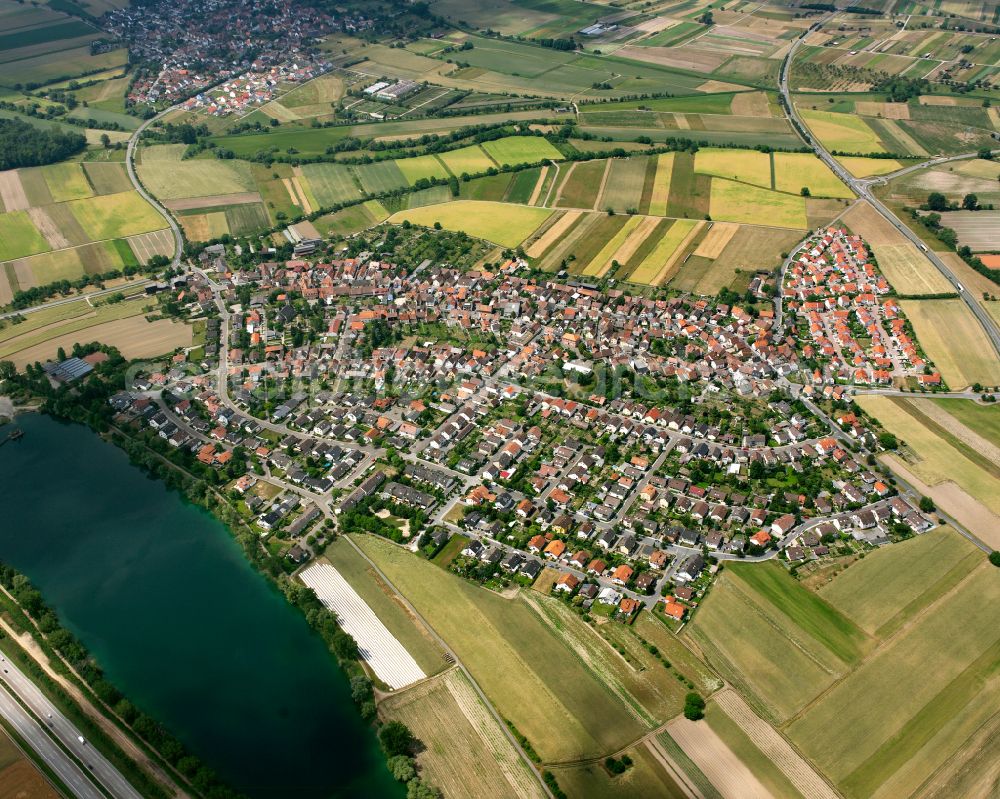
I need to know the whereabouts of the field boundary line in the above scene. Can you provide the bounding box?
[645,736,703,799]
[783,560,987,728]
[593,158,613,211]
[550,161,574,207]
[341,535,554,799]
[714,687,841,799]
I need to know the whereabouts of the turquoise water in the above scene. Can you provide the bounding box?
[0,414,400,798]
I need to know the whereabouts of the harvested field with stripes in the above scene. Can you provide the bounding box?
[379,668,545,799]
[300,562,426,690]
[662,718,770,799]
[627,219,702,285]
[871,243,952,295]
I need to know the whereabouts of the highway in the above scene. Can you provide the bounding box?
[778,16,1000,358]
[0,652,142,799]
[125,109,184,269]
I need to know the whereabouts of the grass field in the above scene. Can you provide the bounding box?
[387,200,552,247]
[395,153,451,186]
[598,157,649,213]
[353,160,408,195]
[898,298,1000,387]
[709,179,807,228]
[581,215,644,276]
[872,243,953,295]
[379,667,546,799]
[436,144,496,176]
[82,161,134,195]
[787,563,1000,799]
[0,210,49,260]
[136,160,257,200]
[799,108,887,154]
[481,136,562,165]
[695,149,772,189]
[299,163,362,207]
[553,743,688,799]
[818,527,983,638]
[355,534,653,762]
[323,539,445,676]
[773,153,854,198]
[554,159,606,209]
[313,200,389,238]
[38,163,92,203]
[67,192,166,241]
[931,398,1000,448]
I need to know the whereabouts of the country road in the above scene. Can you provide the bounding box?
[126,109,184,269]
[778,12,1000,359]
[0,651,142,799]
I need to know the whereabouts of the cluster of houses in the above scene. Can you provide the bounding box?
[180,61,332,117]
[103,0,344,105]
[784,227,942,388]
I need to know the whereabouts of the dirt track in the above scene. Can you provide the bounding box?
[163,192,261,211]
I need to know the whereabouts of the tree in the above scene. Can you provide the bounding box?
[962,193,979,210]
[684,692,706,720]
[387,755,416,782]
[379,721,415,757]
[926,192,948,211]
[407,780,441,799]
[878,432,898,450]
[800,186,811,196]
[918,496,935,513]
[100,133,110,148]
[990,551,1000,567]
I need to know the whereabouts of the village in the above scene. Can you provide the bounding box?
[101,230,937,627]
[101,0,348,106]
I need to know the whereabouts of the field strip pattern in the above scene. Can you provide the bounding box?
[714,688,838,799]
[907,401,1000,467]
[300,563,426,690]
[443,669,545,799]
[665,717,771,799]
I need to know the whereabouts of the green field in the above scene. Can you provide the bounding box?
[818,527,983,637]
[930,399,1000,448]
[313,200,389,238]
[136,160,257,200]
[599,157,649,213]
[299,163,362,207]
[354,534,646,762]
[38,162,93,203]
[388,200,552,247]
[709,179,807,228]
[82,161,134,195]
[395,153,451,186]
[481,136,562,165]
[436,144,496,176]
[686,562,868,722]
[353,160,408,194]
[0,211,49,260]
[67,192,166,240]
[799,108,887,154]
[554,159,606,209]
[787,564,1000,799]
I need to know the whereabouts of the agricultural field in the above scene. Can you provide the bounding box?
[0,728,57,799]
[871,243,954,295]
[855,395,1000,524]
[787,563,1000,799]
[379,667,546,799]
[0,293,189,367]
[0,163,167,303]
[898,299,1000,388]
[355,534,701,763]
[387,201,552,248]
[688,543,1000,799]
[799,108,887,154]
[709,179,807,228]
[686,561,870,724]
[936,211,1000,252]
[136,159,258,201]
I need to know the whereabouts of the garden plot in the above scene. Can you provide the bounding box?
[300,563,426,690]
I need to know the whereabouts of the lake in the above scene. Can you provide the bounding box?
[0,413,400,798]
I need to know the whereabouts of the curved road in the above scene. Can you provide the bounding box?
[126,109,184,269]
[779,19,1000,358]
